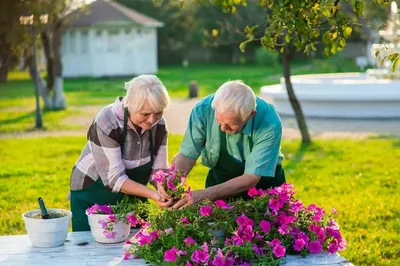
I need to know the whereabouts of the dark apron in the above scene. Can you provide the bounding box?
[205,119,286,200]
[70,107,153,231]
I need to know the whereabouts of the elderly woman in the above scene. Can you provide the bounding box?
[70,74,171,231]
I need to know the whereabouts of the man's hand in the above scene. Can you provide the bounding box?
[151,190,174,208]
[171,190,207,210]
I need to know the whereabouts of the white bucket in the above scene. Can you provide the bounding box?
[22,208,72,248]
[86,212,130,243]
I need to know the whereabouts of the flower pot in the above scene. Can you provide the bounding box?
[86,212,130,243]
[22,208,72,248]
[207,222,225,240]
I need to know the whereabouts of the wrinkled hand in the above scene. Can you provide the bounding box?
[156,182,170,200]
[171,190,207,210]
[151,190,174,208]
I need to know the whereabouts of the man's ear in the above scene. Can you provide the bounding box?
[250,110,257,117]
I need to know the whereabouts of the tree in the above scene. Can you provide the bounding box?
[187,0,391,145]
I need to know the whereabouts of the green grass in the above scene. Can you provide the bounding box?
[0,135,399,265]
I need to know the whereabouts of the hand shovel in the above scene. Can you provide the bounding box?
[38,197,50,219]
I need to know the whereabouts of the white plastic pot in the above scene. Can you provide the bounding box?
[86,212,130,243]
[208,222,225,240]
[22,208,72,248]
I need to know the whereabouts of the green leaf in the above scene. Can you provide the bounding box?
[375,50,380,57]
[380,56,387,66]
[322,31,331,44]
[285,34,290,43]
[338,37,346,49]
[392,58,399,73]
[239,41,249,52]
[343,26,352,39]
[331,43,337,54]
[354,0,364,17]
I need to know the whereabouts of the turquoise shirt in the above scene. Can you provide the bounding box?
[180,95,284,177]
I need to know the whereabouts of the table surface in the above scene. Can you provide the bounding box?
[0,231,353,266]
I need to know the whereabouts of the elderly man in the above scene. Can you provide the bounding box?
[163,80,285,209]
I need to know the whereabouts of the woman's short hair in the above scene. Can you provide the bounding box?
[123,74,170,113]
[212,80,256,121]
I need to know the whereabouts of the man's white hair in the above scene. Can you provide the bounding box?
[123,74,170,113]
[212,80,256,121]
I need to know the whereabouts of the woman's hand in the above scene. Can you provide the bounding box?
[151,190,174,208]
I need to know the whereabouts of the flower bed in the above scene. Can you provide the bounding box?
[123,184,346,265]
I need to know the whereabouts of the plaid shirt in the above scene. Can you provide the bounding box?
[70,97,168,192]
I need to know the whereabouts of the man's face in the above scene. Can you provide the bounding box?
[215,111,247,134]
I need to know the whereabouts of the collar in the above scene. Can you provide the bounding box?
[241,116,254,136]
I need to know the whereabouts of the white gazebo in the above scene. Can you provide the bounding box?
[62,0,163,78]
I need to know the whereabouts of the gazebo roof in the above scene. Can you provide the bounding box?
[64,0,164,28]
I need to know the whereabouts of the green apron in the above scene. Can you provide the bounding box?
[205,119,286,200]
[70,108,153,231]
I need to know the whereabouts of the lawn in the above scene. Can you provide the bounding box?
[0,59,358,133]
[0,135,399,266]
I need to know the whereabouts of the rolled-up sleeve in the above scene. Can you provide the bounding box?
[244,126,282,177]
[88,123,128,193]
[179,104,206,160]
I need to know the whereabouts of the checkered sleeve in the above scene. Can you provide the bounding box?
[87,122,128,193]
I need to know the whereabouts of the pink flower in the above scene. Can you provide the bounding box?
[214,200,232,209]
[272,244,286,258]
[289,200,304,213]
[104,231,117,239]
[86,204,99,214]
[98,205,113,214]
[185,187,192,199]
[191,250,209,263]
[184,237,196,246]
[293,238,306,251]
[164,248,177,262]
[248,187,258,197]
[236,214,254,227]
[199,205,213,216]
[328,240,339,254]
[308,240,323,253]
[166,179,177,191]
[278,224,290,235]
[268,198,283,211]
[253,244,264,255]
[331,208,338,215]
[259,220,271,233]
[127,213,140,227]
[98,219,109,229]
[149,230,159,240]
[123,251,131,260]
[181,216,190,224]
[338,238,347,251]
[152,170,166,183]
[269,238,281,247]
[165,228,173,234]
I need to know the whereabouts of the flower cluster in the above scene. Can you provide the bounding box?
[152,164,190,199]
[86,197,146,239]
[123,183,347,265]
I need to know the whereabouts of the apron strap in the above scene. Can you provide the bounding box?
[249,117,254,153]
[122,107,154,163]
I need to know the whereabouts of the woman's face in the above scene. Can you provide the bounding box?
[129,105,163,130]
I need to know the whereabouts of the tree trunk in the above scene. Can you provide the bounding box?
[51,19,66,110]
[0,42,13,83]
[41,30,54,90]
[281,48,312,145]
[231,44,241,64]
[0,64,8,83]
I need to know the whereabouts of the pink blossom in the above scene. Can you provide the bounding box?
[201,242,209,252]
[269,238,281,247]
[214,200,232,209]
[152,170,166,183]
[199,205,213,216]
[123,251,131,260]
[268,198,283,211]
[328,240,339,254]
[185,262,193,266]
[329,219,340,230]
[191,250,210,263]
[98,219,109,229]
[98,205,113,214]
[236,214,254,227]
[184,237,196,246]
[331,208,338,215]
[253,244,264,255]
[293,238,306,251]
[308,240,323,253]
[104,231,117,239]
[289,200,304,213]
[247,187,258,197]
[259,220,271,233]
[297,232,310,243]
[272,244,286,258]
[127,213,140,227]
[278,224,290,235]
[164,248,177,262]
[86,204,100,214]
[166,179,177,191]
[257,189,267,196]
[225,258,235,266]
[165,228,173,234]
[185,187,192,199]
[338,238,347,251]
[181,216,190,224]
[149,230,159,240]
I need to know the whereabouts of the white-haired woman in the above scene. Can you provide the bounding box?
[70,74,172,231]
[164,80,286,209]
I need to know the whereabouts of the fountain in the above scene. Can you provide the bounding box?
[261,1,400,118]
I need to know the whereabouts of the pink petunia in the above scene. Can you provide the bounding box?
[165,228,173,234]
[164,248,177,262]
[166,179,177,191]
[98,205,113,214]
[293,238,306,251]
[199,205,213,216]
[86,204,100,215]
[328,240,339,254]
[247,187,258,197]
[259,220,271,233]
[152,170,166,183]
[191,250,209,263]
[308,240,323,253]
[269,238,281,247]
[184,237,196,246]
[181,216,190,224]
[127,213,140,227]
[278,224,290,235]
[149,230,159,240]
[253,244,264,255]
[236,214,254,227]
[214,200,232,209]
[268,198,283,211]
[338,238,347,251]
[272,244,286,258]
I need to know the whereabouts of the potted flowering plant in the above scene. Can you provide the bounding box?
[123,183,347,265]
[86,197,147,244]
[152,164,190,199]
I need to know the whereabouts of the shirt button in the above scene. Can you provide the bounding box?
[210,149,213,152]
[137,141,140,144]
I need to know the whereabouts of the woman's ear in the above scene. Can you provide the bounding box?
[250,110,257,117]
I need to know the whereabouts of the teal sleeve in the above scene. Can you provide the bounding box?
[179,104,206,160]
[244,126,282,177]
